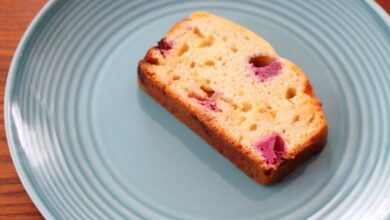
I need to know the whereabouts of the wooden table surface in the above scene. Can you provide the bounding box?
[0,0,389,219]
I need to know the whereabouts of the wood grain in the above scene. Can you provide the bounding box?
[0,1,47,219]
[377,0,390,14]
[0,1,388,219]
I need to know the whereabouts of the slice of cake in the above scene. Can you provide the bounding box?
[137,12,327,185]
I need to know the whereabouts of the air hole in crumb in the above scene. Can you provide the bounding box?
[249,124,257,131]
[242,102,252,112]
[231,45,238,53]
[266,104,277,118]
[190,62,196,68]
[292,115,300,123]
[238,116,246,125]
[245,36,249,40]
[223,36,228,42]
[145,56,159,65]
[205,60,215,66]
[198,36,214,48]
[200,85,215,97]
[221,96,238,109]
[286,87,296,99]
[249,55,274,68]
[217,56,222,61]
[178,43,189,56]
[193,27,203,37]
[259,108,267,113]
[188,91,205,100]
[172,75,180,81]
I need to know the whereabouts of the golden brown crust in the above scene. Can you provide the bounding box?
[282,60,328,159]
[138,58,328,185]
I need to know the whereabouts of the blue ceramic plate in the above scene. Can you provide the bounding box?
[5,1,390,219]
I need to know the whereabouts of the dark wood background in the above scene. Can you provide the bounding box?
[0,0,389,219]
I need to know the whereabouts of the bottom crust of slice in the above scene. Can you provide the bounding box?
[138,62,327,185]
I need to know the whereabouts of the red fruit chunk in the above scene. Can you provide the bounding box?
[197,93,219,111]
[157,39,172,51]
[250,59,282,82]
[254,134,285,165]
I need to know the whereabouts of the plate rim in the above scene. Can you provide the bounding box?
[4,0,57,219]
[3,0,390,219]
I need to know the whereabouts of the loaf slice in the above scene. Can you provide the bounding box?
[137,12,327,185]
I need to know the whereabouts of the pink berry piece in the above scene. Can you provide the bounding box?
[249,57,282,82]
[196,93,219,111]
[157,39,172,55]
[254,134,285,165]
